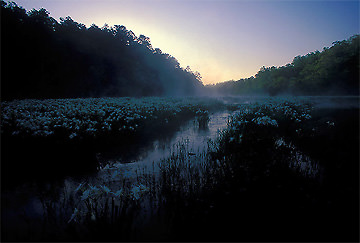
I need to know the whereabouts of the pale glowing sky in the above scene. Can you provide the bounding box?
[10,0,360,85]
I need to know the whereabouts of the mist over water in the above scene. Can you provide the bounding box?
[2,95,359,241]
[306,96,360,109]
[1,0,359,240]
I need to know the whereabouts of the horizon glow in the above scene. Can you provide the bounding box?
[8,0,360,85]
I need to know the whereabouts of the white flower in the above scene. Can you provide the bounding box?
[326,121,335,126]
[69,132,77,139]
[252,116,278,127]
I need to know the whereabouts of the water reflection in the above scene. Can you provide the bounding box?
[3,96,358,240]
[95,110,232,181]
[1,110,233,239]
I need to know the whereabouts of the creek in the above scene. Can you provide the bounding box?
[1,110,233,240]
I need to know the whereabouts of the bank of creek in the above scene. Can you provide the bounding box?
[1,96,358,241]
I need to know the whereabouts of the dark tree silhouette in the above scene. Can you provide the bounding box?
[207,35,359,96]
[1,1,204,100]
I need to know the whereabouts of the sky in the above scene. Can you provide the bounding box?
[9,0,360,85]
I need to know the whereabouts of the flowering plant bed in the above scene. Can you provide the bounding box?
[1,97,224,186]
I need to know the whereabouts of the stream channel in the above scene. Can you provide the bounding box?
[2,110,233,239]
[4,96,356,240]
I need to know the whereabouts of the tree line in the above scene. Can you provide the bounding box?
[1,1,204,100]
[207,35,359,96]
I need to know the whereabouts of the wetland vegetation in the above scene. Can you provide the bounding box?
[1,2,359,242]
[1,96,358,241]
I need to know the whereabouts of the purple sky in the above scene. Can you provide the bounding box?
[10,0,360,85]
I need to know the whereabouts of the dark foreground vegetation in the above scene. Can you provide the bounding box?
[1,97,359,241]
[1,1,203,100]
[1,2,359,242]
[208,35,359,96]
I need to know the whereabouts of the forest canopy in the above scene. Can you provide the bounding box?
[207,35,359,96]
[1,1,204,100]
[1,1,359,100]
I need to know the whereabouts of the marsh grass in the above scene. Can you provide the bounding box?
[1,97,224,189]
[2,98,358,241]
[149,100,359,241]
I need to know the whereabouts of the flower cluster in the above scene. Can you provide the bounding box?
[252,116,278,127]
[68,181,149,223]
[229,98,313,130]
[1,97,223,140]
